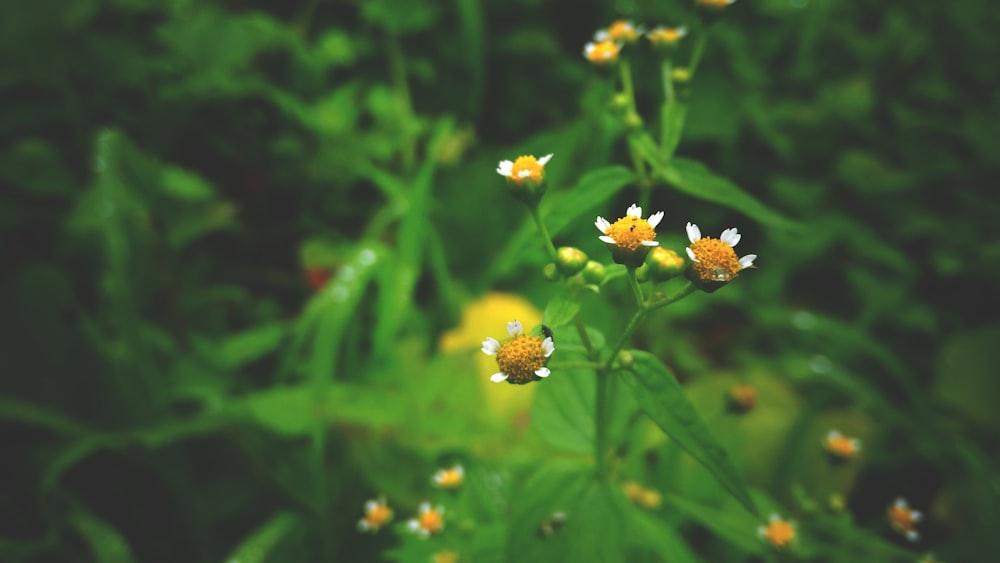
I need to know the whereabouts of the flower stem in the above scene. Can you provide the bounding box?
[574,315,601,363]
[619,60,651,192]
[595,369,609,476]
[688,28,709,77]
[647,281,696,312]
[385,31,416,172]
[626,267,645,309]
[529,206,559,262]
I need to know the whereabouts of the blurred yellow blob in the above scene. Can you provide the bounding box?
[439,292,542,425]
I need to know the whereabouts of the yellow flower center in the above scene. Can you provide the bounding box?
[607,20,638,42]
[419,509,444,534]
[496,335,548,384]
[509,155,545,183]
[763,519,795,547]
[605,214,657,251]
[648,28,684,45]
[825,435,858,458]
[689,238,743,282]
[888,506,916,531]
[433,551,459,563]
[437,469,463,488]
[365,504,392,528]
[697,0,734,9]
[729,384,756,410]
[638,489,662,510]
[586,40,621,64]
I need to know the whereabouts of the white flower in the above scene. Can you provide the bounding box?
[481,320,555,384]
[406,502,445,538]
[596,204,663,249]
[497,154,553,181]
[685,222,756,282]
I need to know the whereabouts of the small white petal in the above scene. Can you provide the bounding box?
[537,153,553,166]
[851,439,862,451]
[481,337,500,355]
[647,211,664,228]
[517,169,531,178]
[497,160,513,177]
[594,29,609,41]
[419,502,431,514]
[432,472,445,484]
[894,498,908,509]
[686,222,701,243]
[640,239,659,247]
[685,247,699,262]
[720,227,741,247]
[739,254,757,269]
[407,519,420,532]
[542,337,554,357]
[490,372,509,383]
[357,519,369,531]
[757,526,767,538]
[626,204,642,217]
[583,42,596,56]
[454,465,464,477]
[769,513,781,522]
[364,500,377,512]
[595,216,610,233]
[599,235,616,244]
[911,511,923,522]
[507,320,522,337]
[906,530,919,542]
[826,430,841,441]
[535,367,551,378]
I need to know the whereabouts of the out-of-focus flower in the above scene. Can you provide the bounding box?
[887,497,923,542]
[646,26,687,48]
[537,511,567,537]
[757,513,796,549]
[407,502,445,538]
[584,40,622,65]
[432,464,465,489]
[357,497,393,533]
[596,204,664,267]
[481,320,555,385]
[623,481,662,510]
[727,384,757,413]
[497,154,553,185]
[822,430,861,461]
[432,551,459,563]
[646,247,685,282]
[595,20,643,43]
[696,0,738,11]
[685,222,756,289]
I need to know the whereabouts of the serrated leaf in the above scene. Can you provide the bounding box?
[542,295,581,328]
[623,350,758,516]
[542,166,636,237]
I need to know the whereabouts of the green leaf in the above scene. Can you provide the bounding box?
[506,461,592,561]
[243,383,405,436]
[666,493,764,555]
[542,166,636,237]
[530,365,594,455]
[222,512,299,563]
[160,166,216,201]
[0,395,94,437]
[664,158,800,231]
[542,295,581,329]
[622,350,758,516]
[627,510,700,563]
[216,322,288,371]
[69,506,137,563]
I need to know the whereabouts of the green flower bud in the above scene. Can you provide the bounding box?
[555,246,588,277]
[635,263,650,283]
[581,260,607,285]
[645,247,685,281]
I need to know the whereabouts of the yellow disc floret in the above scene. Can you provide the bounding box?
[584,40,621,64]
[497,335,548,385]
[510,155,545,183]
[606,215,657,252]
[647,27,686,46]
[606,20,640,43]
[758,515,795,548]
[419,509,443,534]
[689,238,743,282]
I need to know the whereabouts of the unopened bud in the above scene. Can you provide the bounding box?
[556,247,588,277]
[646,247,685,281]
[581,260,607,284]
[727,384,756,413]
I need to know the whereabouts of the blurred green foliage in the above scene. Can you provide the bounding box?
[1,0,998,562]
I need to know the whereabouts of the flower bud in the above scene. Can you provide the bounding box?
[617,349,634,368]
[634,263,650,283]
[727,384,756,413]
[645,247,685,281]
[581,260,606,284]
[556,246,588,277]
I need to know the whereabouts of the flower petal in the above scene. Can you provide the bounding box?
[542,336,555,357]
[912,511,923,522]
[599,235,616,244]
[685,247,699,262]
[720,227,741,247]
[419,502,431,514]
[517,169,531,178]
[686,222,701,243]
[481,337,500,355]
[537,153,554,166]
[640,239,659,247]
[497,160,513,177]
[627,204,642,217]
[535,367,551,378]
[595,216,610,233]
[507,320,523,337]
[490,372,509,383]
[739,254,757,269]
[647,211,664,228]
[407,519,420,532]
[365,500,378,512]
[357,519,371,532]
[594,29,609,41]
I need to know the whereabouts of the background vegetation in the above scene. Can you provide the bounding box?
[1,0,998,561]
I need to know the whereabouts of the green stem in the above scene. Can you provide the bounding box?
[626,267,645,310]
[619,60,651,190]
[385,31,416,172]
[661,60,676,106]
[595,370,609,476]
[647,281,696,313]
[530,206,559,262]
[688,29,708,77]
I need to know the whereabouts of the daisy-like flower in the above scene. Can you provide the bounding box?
[596,204,664,267]
[887,497,923,542]
[497,154,553,204]
[757,513,796,549]
[407,502,445,538]
[356,497,393,533]
[646,26,687,48]
[432,464,465,489]
[482,320,554,384]
[685,222,756,288]
[822,430,861,461]
[433,551,460,563]
[594,19,643,43]
[583,39,622,65]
